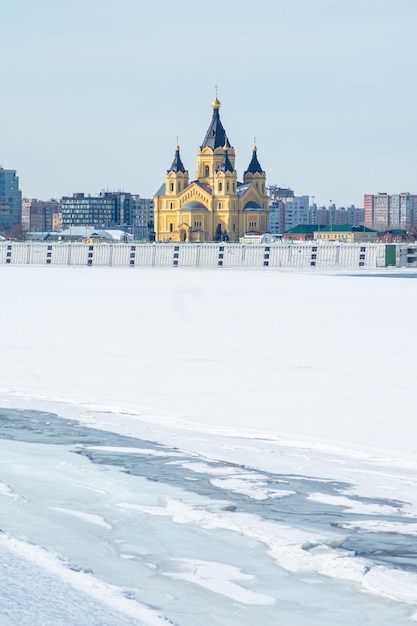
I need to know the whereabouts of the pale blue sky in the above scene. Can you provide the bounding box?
[1,0,416,206]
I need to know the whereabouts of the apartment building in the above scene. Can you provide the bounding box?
[364,193,417,230]
[0,167,22,234]
[22,198,61,232]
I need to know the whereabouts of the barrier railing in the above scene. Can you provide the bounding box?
[0,242,413,268]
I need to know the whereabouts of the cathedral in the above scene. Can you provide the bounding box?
[153,95,269,242]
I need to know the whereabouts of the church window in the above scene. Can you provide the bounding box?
[232,224,236,232]
[169,223,173,232]
[194,221,202,227]
[170,202,173,210]
[205,165,210,176]
[226,182,229,191]
[255,182,259,189]
[170,182,174,192]
[249,221,257,228]
[219,182,222,192]
[218,202,222,210]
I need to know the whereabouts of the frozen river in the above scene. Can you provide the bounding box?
[1,403,416,625]
[1,266,417,624]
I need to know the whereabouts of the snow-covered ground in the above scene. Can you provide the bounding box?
[1,265,417,624]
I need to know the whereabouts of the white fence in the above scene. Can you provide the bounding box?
[0,242,415,269]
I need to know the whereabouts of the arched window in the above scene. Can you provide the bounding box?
[219,182,222,192]
[170,182,174,192]
[226,182,229,192]
[169,223,173,232]
[170,202,173,210]
[205,165,210,176]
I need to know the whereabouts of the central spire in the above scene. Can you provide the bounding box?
[200,91,232,150]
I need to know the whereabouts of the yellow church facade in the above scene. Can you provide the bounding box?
[154,97,269,243]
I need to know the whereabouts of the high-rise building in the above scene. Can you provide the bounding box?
[131,195,154,241]
[347,205,365,226]
[309,203,364,227]
[60,193,118,229]
[364,193,417,230]
[268,199,286,233]
[153,95,269,242]
[267,186,293,233]
[60,191,154,235]
[284,195,310,230]
[22,198,61,232]
[267,186,310,232]
[309,203,329,226]
[105,192,131,226]
[0,167,22,234]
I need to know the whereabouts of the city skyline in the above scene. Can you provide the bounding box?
[2,0,417,207]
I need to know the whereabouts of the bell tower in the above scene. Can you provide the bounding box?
[166,143,189,197]
[243,141,267,196]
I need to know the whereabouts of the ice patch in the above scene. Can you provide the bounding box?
[176,461,293,500]
[117,498,368,584]
[163,558,275,605]
[70,483,109,495]
[363,566,417,606]
[210,478,295,500]
[85,446,184,457]
[336,520,417,535]
[50,507,112,529]
[307,493,402,515]
[175,461,248,476]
